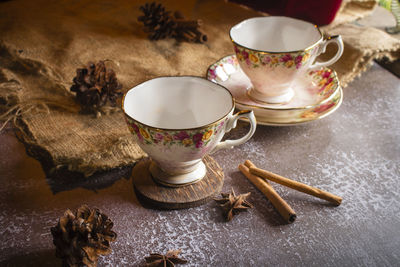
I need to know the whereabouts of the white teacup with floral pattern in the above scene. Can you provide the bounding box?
[123,76,256,186]
[230,16,344,104]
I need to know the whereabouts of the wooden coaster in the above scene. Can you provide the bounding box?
[132,155,224,209]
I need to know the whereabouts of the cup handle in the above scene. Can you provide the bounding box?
[309,35,344,69]
[210,110,256,154]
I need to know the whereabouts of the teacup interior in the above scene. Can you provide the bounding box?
[124,77,233,129]
[230,16,322,52]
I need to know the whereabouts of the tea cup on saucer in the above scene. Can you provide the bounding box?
[230,16,344,104]
[123,76,256,186]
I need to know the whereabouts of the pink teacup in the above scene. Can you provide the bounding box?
[123,76,256,186]
[230,16,344,104]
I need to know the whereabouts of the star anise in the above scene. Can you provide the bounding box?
[214,188,253,221]
[145,249,188,267]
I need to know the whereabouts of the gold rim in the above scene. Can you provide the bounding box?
[229,16,324,54]
[237,87,343,126]
[260,87,343,125]
[122,76,235,131]
[206,54,340,111]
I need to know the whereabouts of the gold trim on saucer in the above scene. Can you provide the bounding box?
[206,54,340,111]
[237,87,343,126]
[206,55,343,126]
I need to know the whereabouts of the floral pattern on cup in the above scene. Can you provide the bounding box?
[125,117,228,149]
[233,44,316,70]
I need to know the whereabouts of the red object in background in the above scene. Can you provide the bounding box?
[229,0,343,26]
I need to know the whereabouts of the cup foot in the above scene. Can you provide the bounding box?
[247,87,294,104]
[149,161,206,187]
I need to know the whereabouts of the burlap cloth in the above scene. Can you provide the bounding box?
[0,0,399,176]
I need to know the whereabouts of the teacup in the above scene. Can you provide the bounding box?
[230,16,344,104]
[123,76,256,186]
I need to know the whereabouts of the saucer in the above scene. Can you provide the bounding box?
[206,55,342,126]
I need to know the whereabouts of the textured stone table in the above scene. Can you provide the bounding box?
[1,62,399,266]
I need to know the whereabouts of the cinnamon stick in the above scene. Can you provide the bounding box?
[248,162,342,206]
[175,19,203,29]
[239,162,296,223]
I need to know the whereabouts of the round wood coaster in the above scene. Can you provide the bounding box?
[132,155,224,209]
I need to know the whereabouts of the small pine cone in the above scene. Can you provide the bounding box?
[138,2,207,43]
[138,2,176,40]
[70,61,123,113]
[50,205,117,267]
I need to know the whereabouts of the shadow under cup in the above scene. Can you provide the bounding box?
[230,16,343,104]
[123,76,255,186]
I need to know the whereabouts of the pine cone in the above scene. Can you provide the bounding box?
[70,61,122,114]
[138,2,176,40]
[50,205,117,267]
[138,2,207,43]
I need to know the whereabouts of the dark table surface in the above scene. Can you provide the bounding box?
[1,61,399,266]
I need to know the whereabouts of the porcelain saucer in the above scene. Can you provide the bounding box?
[206,55,343,126]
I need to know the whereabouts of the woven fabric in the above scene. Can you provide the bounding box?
[0,0,399,176]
